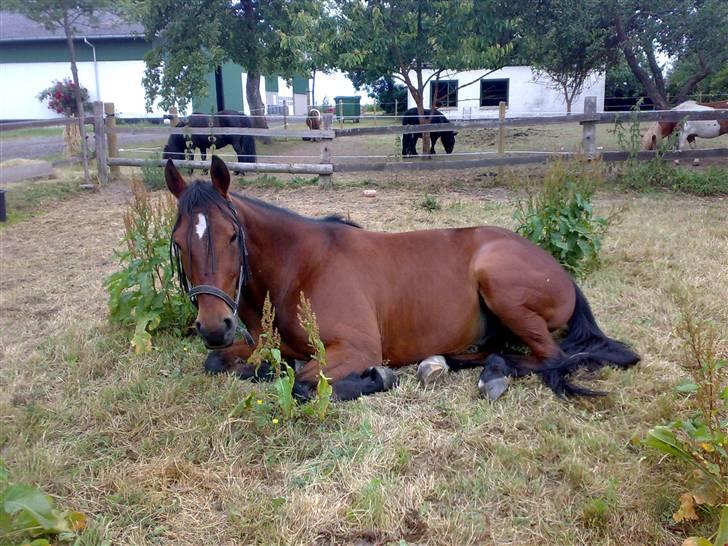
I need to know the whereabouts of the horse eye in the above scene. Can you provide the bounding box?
[230,232,238,243]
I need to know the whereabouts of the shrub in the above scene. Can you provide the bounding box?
[104,180,194,352]
[0,459,87,545]
[513,158,611,277]
[645,292,727,545]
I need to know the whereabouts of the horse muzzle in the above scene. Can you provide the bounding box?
[195,316,237,349]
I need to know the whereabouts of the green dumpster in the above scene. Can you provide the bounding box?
[333,96,361,122]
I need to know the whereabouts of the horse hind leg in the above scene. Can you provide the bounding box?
[479,301,601,397]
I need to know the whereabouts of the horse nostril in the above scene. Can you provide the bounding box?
[194,320,202,333]
[223,317,234,331]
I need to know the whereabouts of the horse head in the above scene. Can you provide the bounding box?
[442,131,456,154]
[166,157,249,351]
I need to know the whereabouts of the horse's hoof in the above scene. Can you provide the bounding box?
[416,355,450,386]
[363,366,398,391]
[479,355,511,400]
[478,376,509,400]
[204,351,228,374]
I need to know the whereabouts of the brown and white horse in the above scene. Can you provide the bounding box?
[641,100,728,150]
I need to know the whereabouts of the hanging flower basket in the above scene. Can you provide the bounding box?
[37,78,91,158]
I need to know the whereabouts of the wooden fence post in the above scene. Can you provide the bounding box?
[93,101,108,185]
[104,102,119,178]
[497,101,506,155]
[581,96,598,160]
[317,114,334,188]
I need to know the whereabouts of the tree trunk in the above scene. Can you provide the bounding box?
[615,18,669,109]
[62,12,90,185]
[311,69,316,108]
[245,71,271,144]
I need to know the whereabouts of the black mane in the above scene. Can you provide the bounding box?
[230,191,361,228]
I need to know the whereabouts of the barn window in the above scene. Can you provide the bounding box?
[430,80,458,108]
[480,79,509,107]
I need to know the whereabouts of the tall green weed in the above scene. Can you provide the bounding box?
[104,180,194,352]
[645,292,727,545]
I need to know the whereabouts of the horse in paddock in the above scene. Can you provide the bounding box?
[166,156,639,402]
[162,110,256,171]
[641,100,728,150]
[401,107,457,157]
[303,108,322,142]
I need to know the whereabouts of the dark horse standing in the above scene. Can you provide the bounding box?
[162,110,256,168]
[401,107,457,156]
[166,156,639,402]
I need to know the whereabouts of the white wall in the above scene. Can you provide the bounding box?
[309,71,373,107]
[0,60,170,120]
[406,66,605,118]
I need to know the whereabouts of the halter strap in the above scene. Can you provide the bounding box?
[188,285,237,312]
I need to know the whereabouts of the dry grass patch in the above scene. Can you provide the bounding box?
[1,174,727,545]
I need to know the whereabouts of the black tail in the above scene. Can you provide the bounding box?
[541,283,640,397]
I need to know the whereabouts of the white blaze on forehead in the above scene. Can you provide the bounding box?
[195,213,207,239]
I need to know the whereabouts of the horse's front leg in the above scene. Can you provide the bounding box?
[203,339,255,374]
[293,342,396,401]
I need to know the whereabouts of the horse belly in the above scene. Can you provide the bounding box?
[376,271,485,365]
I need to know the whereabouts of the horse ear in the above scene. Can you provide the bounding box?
[210,155,230,198]
[165,159,186,198]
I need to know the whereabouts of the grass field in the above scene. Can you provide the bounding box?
[1,161,726,545]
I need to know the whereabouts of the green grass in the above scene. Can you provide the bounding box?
[0,177,81,226]
[1,171,727,544]
[0,126,65,140]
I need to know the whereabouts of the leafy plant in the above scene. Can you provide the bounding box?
[419,194,441,212]
[645,292,727,545]
[0,459,86,545]
[513,158,611,277]
[230,292,333,426]
[141,153,166,191]
[104,180,194,352]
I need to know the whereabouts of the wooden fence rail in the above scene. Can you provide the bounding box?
[86,98,728,185]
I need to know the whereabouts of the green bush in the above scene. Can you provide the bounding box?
[104,180,194,352]
[0,459,87,545]
[513,158,610,277]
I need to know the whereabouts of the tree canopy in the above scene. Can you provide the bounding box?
[334,0,514,110]
[516,0,619,112]
[130,0,323,119]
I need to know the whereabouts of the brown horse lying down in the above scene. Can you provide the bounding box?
[166,157,639,401]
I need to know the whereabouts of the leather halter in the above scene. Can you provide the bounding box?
[170,198,254,345]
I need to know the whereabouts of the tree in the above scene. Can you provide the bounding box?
[349,74,408,115]
[608,0,728,108]
[131,0,323,130]
[334,0,513,153]
[517,0,618,113]
[5,0,115,185]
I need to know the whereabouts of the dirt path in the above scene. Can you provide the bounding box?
[0,184,129,363]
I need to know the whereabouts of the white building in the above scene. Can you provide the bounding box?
[407,66,605,117]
